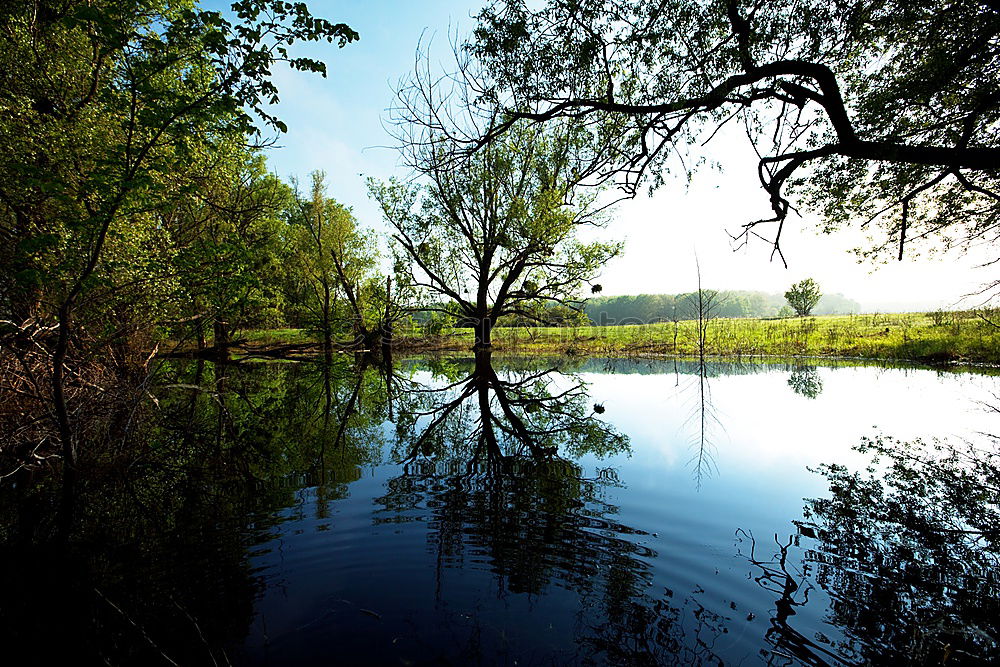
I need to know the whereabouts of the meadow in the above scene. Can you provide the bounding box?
[235,310,1000,364]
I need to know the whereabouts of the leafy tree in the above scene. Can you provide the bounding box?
[169,145,292,353]
[785,278,822,316]
[287,171,407,356]
[370,123,620,348]
[0,0,357,465]
[289,172,365,355]
[414,0,1000,265]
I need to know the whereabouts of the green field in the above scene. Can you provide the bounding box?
[479,312,1000,363]
[231,310,1000,364]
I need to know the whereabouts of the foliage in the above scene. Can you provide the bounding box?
[370,122,620,346]
[451,0,1000,266]
[0,0,357,462]
[0,0,357,325]
[785,278,823,316]
[285,171,385,349]
[168,145,293,348]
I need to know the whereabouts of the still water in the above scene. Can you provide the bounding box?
[2,355,998,665]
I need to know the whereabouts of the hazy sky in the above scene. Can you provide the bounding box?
[236,0,996,311]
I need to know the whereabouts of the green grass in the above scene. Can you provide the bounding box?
[487,312,1000,363]
[241,311,1000,364]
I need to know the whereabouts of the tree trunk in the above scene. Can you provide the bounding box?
[196,316,206,351]
[52,305,75,468]
[322,318,333,361]
[322,281,333,356]
[380,275,393,354]
[474,315,492,349]
[213,317,230,357]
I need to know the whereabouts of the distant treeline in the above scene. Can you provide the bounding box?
[584,291,860,324]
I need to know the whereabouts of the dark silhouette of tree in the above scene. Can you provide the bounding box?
[747,433,1000,664]
[399,0,1000,266]
[735,529,849,666]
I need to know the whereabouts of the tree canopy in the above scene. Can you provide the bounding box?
[370,122,620,347]
[785,278,822,316]
[402,0,1000,266]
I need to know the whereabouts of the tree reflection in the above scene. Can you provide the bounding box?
[787,365,824,399]
[674,358,725,488]
[17,355,983,665]
[374,352,739,664]
[740,433,1000,665]
[802,434,1000,664]
[394,349,626,470]
[0,357,393,664]
[736,529,848,666]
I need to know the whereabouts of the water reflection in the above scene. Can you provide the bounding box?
[394,349,628,469]
[797,434,1000,664]
[787,365,824,399]
[680,358,722,487]
[367,353,735,663]
[0,356,998,664]
[736,530,846,666]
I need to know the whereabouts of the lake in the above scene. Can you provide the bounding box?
[2,354,998,665]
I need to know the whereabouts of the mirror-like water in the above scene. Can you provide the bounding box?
[2,355,998,665]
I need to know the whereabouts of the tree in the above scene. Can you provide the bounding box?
[287,172,407,356]
[369,123,620,348]
[170,145,292,355]
[408,0,1000,267]
[288,172,370,356]
[785,278,822,316]
[0,0,357,466]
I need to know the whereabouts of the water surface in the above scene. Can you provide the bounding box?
[2,355,997,665]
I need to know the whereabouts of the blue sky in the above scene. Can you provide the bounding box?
[216,0,994,310]
[238,1,479,224]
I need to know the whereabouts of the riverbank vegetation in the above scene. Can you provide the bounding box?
[584,290,861,322]
[208,310,1000,364]
[493,311,1000,362]
[2,2,1000,663]
[2,0,999,471]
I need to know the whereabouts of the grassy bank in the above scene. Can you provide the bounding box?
[484,311,1000,363]
[212,311,1000,364]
